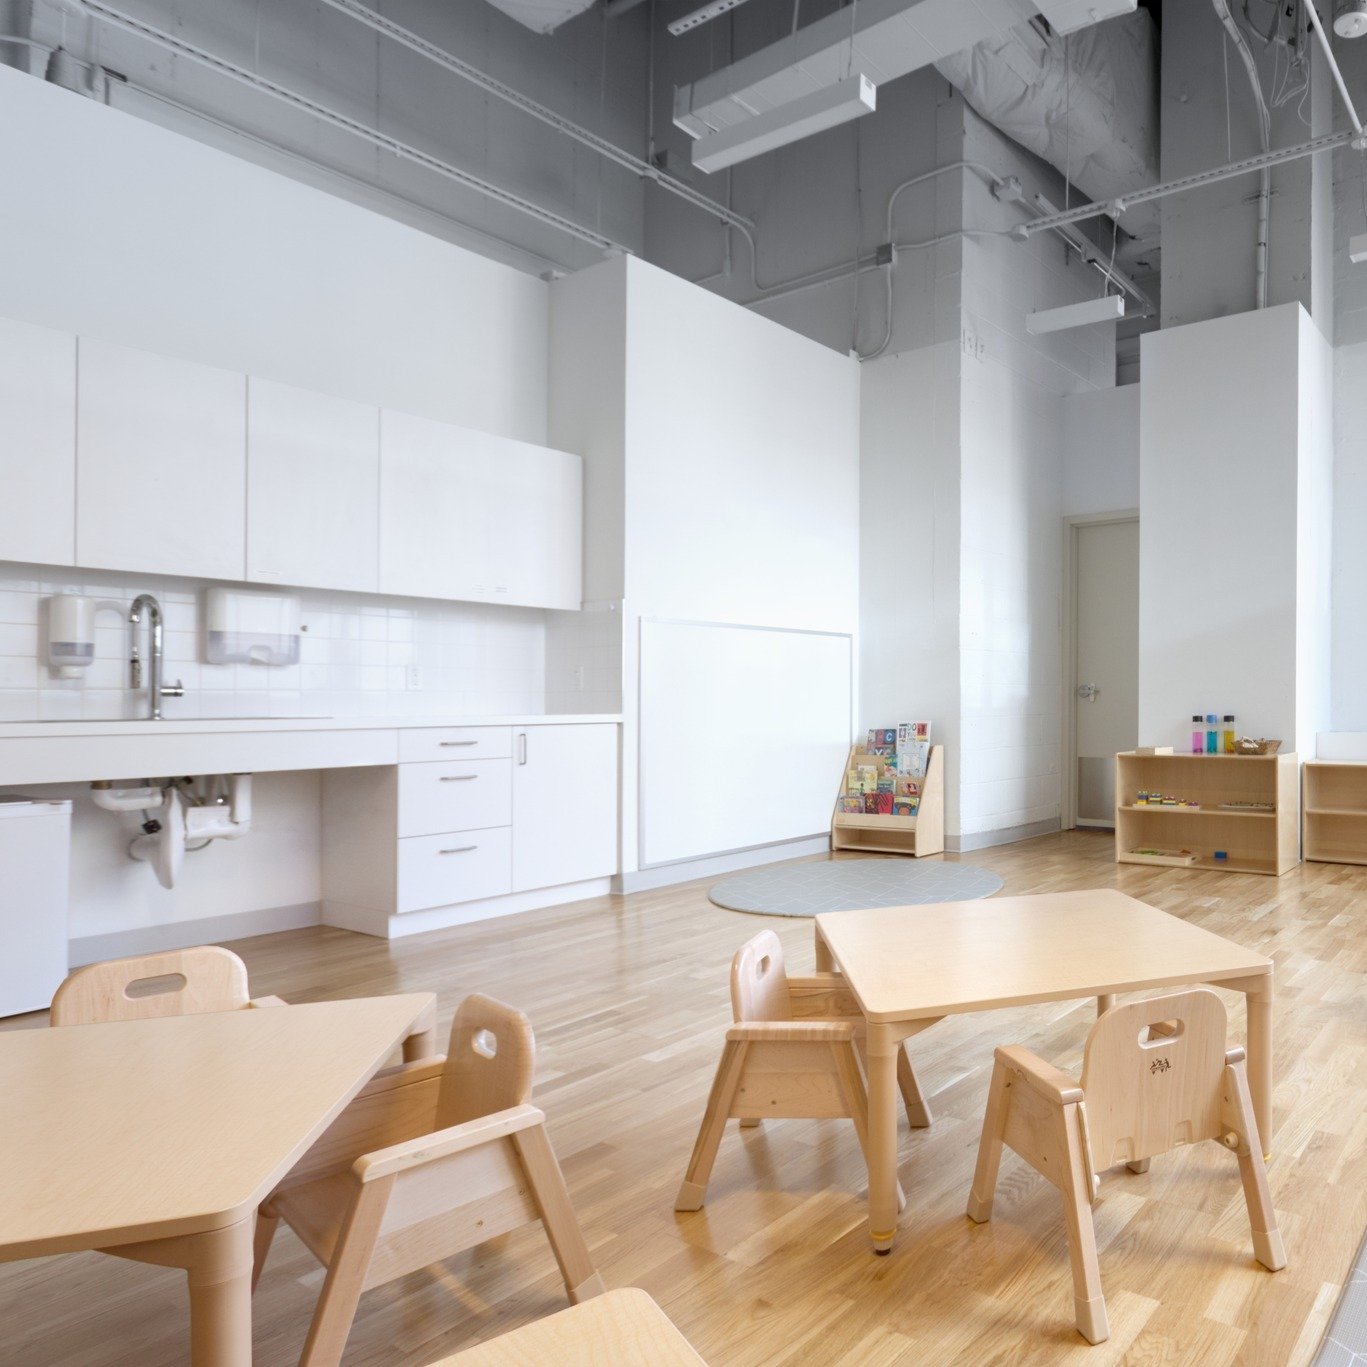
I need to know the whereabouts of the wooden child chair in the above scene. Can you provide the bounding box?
[254,993,603,1366]
[675,929,930,1212]
[966,988,1285,1345]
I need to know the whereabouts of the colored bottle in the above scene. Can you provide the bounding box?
[1222,715,1236,754]
[1205,714,1219,754]
[1191,715,1204,754]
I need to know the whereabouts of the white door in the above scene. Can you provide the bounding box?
[1072,518,1139,826]
[378,410,491,601]
[247,378,379,593]
[76,339,246,580]
[0,318,76,568]
[512,723,618,892]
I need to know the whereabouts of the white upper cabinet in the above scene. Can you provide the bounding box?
[247,378,379,593]
[0,318,76,567]
[76,338,246,580]
[511,723,618,893]
[380,411,582,610]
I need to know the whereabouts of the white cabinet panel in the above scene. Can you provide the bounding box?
[0,318,76,567]
[380,410,583,609]
[76,339,246,579]
[247,378,379,592]
[397,827,512,912]
[512,723,618,892]
[397,726,513,763]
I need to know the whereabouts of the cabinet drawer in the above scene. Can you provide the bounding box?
[398,759,511,838]
[397,828,512,913]
[398,726,513,763]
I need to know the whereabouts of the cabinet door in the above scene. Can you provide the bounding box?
[496,442,583,611]
[512,723,618,892]
[76,339,246,579]
[247,378,379,592]
[378,410,490,601]
[0,318,76,567]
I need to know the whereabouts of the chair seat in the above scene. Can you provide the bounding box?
[270,1173,355,1268]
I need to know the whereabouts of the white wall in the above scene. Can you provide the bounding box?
[1139,303,1329,754]
[1061,387,1141,517]
[0,66,549,443]
[1332,339,1367,728]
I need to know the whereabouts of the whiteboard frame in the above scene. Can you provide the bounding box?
[636,616,855,871]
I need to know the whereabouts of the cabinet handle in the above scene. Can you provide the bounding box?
[518,732,527,766]
[439,740,478,748]
[438,845,477,855]
[439,774,478,782]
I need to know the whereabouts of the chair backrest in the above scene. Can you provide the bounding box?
[50,946,251,1026]
[1080,988,1229,1171]
[729,930,791,1024]
[435,993,536,1128]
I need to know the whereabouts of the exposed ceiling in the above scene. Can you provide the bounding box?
[481,0,599,33]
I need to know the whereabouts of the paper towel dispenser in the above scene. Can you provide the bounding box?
[203,587,301,666]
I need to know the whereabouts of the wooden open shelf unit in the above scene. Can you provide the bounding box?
[1303,760,1367,865]
[831,744,945,857]
[1114,750,1300,876]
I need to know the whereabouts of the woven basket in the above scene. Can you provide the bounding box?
[1234,737,1281,756]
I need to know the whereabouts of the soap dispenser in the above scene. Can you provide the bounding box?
[46,594,123,679]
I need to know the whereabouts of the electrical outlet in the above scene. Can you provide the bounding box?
[405,665,423,690]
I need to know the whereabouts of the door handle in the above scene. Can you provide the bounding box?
[439,740,477,747]
[518,732,527,766]
[439,774,477,782]
[438,845,477,855]
[1076,683,1099,701]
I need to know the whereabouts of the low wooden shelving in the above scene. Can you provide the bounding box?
[1303,760,1367,865]
[1113,750,1300,876]
[831,744,945,857]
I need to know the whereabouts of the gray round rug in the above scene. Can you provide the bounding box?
[708,859,1003,917]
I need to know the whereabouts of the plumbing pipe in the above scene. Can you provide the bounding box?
[65,0,632,256]
[312,0,753,233]
[90,781,166,813]
[1211,0,1272,307]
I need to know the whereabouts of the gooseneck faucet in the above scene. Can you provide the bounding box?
[129,593,184,721]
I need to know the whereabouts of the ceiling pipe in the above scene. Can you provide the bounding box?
[1304,0,1366,140]
[313,0,753,233]
[65,0,632,256]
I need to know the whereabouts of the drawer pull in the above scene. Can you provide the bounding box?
[439,774,478,782]
[438,845,478,855]
[439,740,479,747]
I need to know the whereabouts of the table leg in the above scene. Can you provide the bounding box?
[1097,995,1116,1017]
[1244,975,1274,1158]
[866,1022,900,1254]
[187,1217,255,1367]
[402,997,439,1062]
[814,923,834,973]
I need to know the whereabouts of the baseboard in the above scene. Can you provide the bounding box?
[615,835,832,894]
[68,901,322,966]
[323,878,616,940]
[947,817,1062,853]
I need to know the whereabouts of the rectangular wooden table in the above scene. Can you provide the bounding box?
[814,889,1273,1251]
[0,993,434,1365]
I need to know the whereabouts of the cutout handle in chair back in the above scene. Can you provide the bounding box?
[436,993,536,1128]
[50,946,251,1025]
[730,930,791,1023]
[1080,988,1229,1169]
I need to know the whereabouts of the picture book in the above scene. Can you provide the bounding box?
[863,793,882,814]
[838,796,864,814]
[892,795,918,817]
[872,792,894,815]
[897,720,931,749]
[896,777,921,798]
[868,727,897,749]
[897,740,931,779]
[876,776,895,795]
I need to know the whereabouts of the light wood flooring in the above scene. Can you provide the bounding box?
[2,829,1364,1365]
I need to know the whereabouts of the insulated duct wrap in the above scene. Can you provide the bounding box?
[935,10,1159,243]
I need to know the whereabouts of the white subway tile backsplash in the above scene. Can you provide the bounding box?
[0,560,550,720]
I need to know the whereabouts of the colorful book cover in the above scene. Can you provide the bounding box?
[867,727,897,749]
[867,744,896,759]
[872,792,894,815]
[896,777,922,798]
[876,776,895,794]
[863,793,881,813]
[897,740,931,779]
[838,796,864,814]
[892,795,918,817]
[896,720,931,745]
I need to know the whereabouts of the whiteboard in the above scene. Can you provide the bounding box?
[638,619,853,867]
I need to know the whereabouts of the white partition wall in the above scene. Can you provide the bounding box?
[1138,303,1332,756]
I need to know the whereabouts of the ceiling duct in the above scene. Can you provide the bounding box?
[480,0,597,34]
[934,10,1160,247]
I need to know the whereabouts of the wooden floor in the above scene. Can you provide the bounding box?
[3,829,1365,1365]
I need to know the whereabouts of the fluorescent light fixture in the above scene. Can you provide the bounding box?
[668,0,754,37]
[1351,232,1367,263]
[1026,295,1126,335]
[690,74,876,175]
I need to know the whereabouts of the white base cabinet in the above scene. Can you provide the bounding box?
[322,721,618,938]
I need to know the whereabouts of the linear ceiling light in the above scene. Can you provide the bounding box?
[1350,233,1367,264]
[691,74,876,174]
[1025,295,1125,335]
[668,0,754,36]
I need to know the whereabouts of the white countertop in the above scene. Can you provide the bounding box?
[0,713,621,739]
